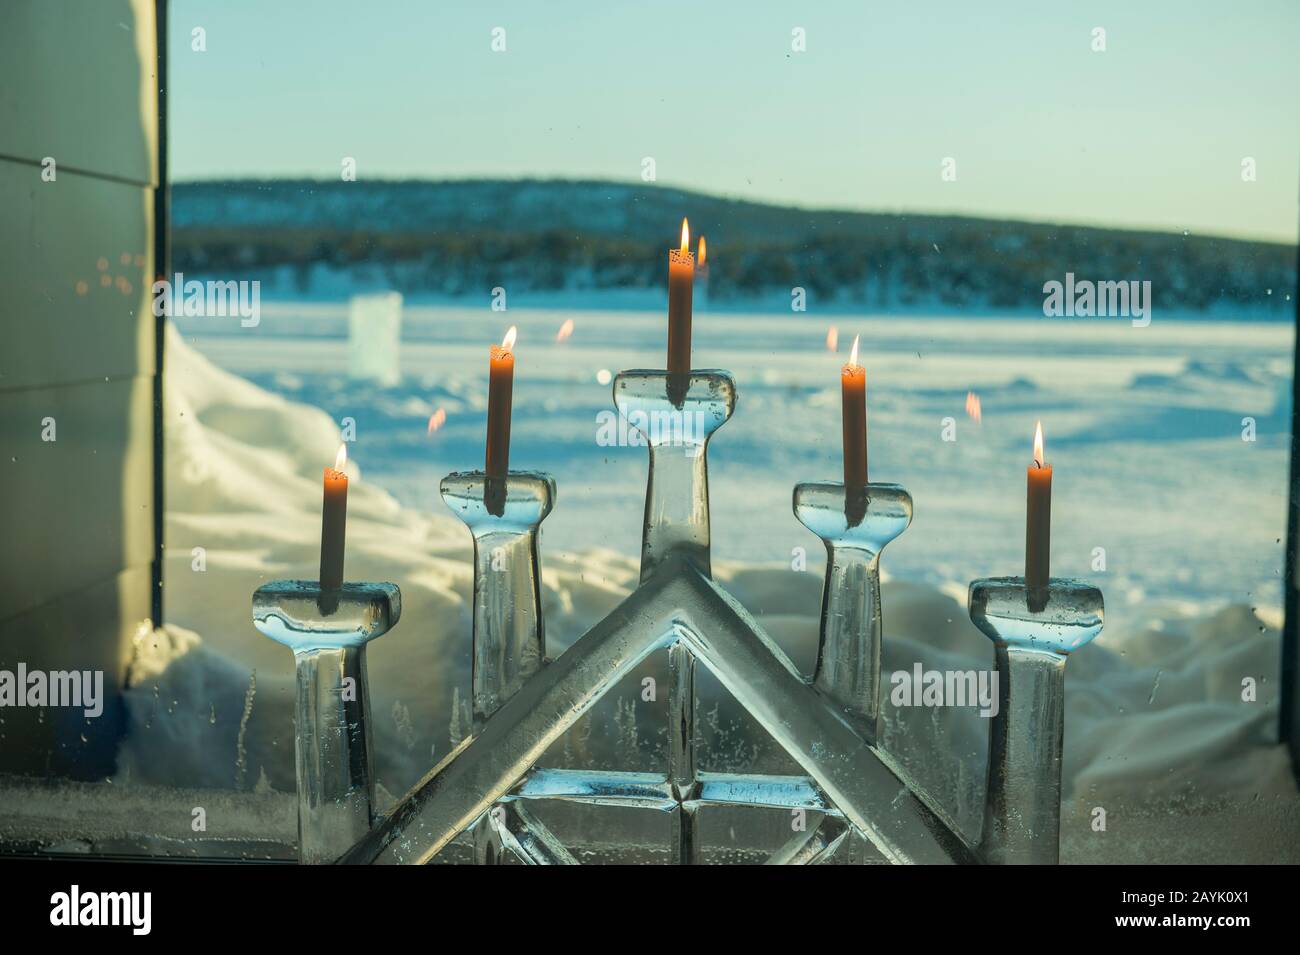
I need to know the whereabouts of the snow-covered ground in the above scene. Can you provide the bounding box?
[103,304,1299,862]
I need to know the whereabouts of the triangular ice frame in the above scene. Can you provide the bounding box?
[342,556,978,865]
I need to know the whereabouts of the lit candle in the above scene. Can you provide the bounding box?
[1025,421,1052,604]
[667,218,694,376]
[320,443,348,591]
[486,326,517,477]
[841,334,868,496]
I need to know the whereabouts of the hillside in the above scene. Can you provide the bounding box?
[171,179,1296,315]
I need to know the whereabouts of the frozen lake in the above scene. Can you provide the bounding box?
[178,303,1294,627]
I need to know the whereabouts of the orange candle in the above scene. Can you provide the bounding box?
[841,334,868,495]
[320,443,348,591]
[1025,421,1052,604]
[486,326,516,477]
[667,218,694,376]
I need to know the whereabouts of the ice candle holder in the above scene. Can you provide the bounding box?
[441,470,555,730]
[967,576,1103,864]
[613,370,736,580]
[252,579,402,864]
[794,482,913,741]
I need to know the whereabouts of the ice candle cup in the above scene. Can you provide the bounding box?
[613,369,735,580]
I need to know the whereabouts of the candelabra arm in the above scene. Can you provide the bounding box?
[442,470,555,731]
[794,482,912,742]
[252,580,401,864]
[968,576,1103,865]
[614,370,735,581]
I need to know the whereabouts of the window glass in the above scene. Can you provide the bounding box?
[14,1,1298,863]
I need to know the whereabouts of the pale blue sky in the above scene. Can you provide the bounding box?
[170,0,1299,242]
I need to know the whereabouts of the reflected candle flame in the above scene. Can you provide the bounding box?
[427,408,447,435]
[966,391,982,424]
[556,318,574,343]
[826,326,839,352]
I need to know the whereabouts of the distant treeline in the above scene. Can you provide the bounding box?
[171,179,1297,313]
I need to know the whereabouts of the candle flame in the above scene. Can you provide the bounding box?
[334,443,347,472]
[826,326,839,352]
[965,391,982,424]
[698,235,707,266]
[556,318,574,343]
[848,334,860,368]
[501,326,517,351]
[680,218,690,254]
[1033,420,1045,468]
[427,407,447,435]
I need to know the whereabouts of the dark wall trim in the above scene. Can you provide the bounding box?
[151,0,168,626]
[1282,223,1300,775]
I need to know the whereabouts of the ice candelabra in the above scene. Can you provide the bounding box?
[254,367,1103,865]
